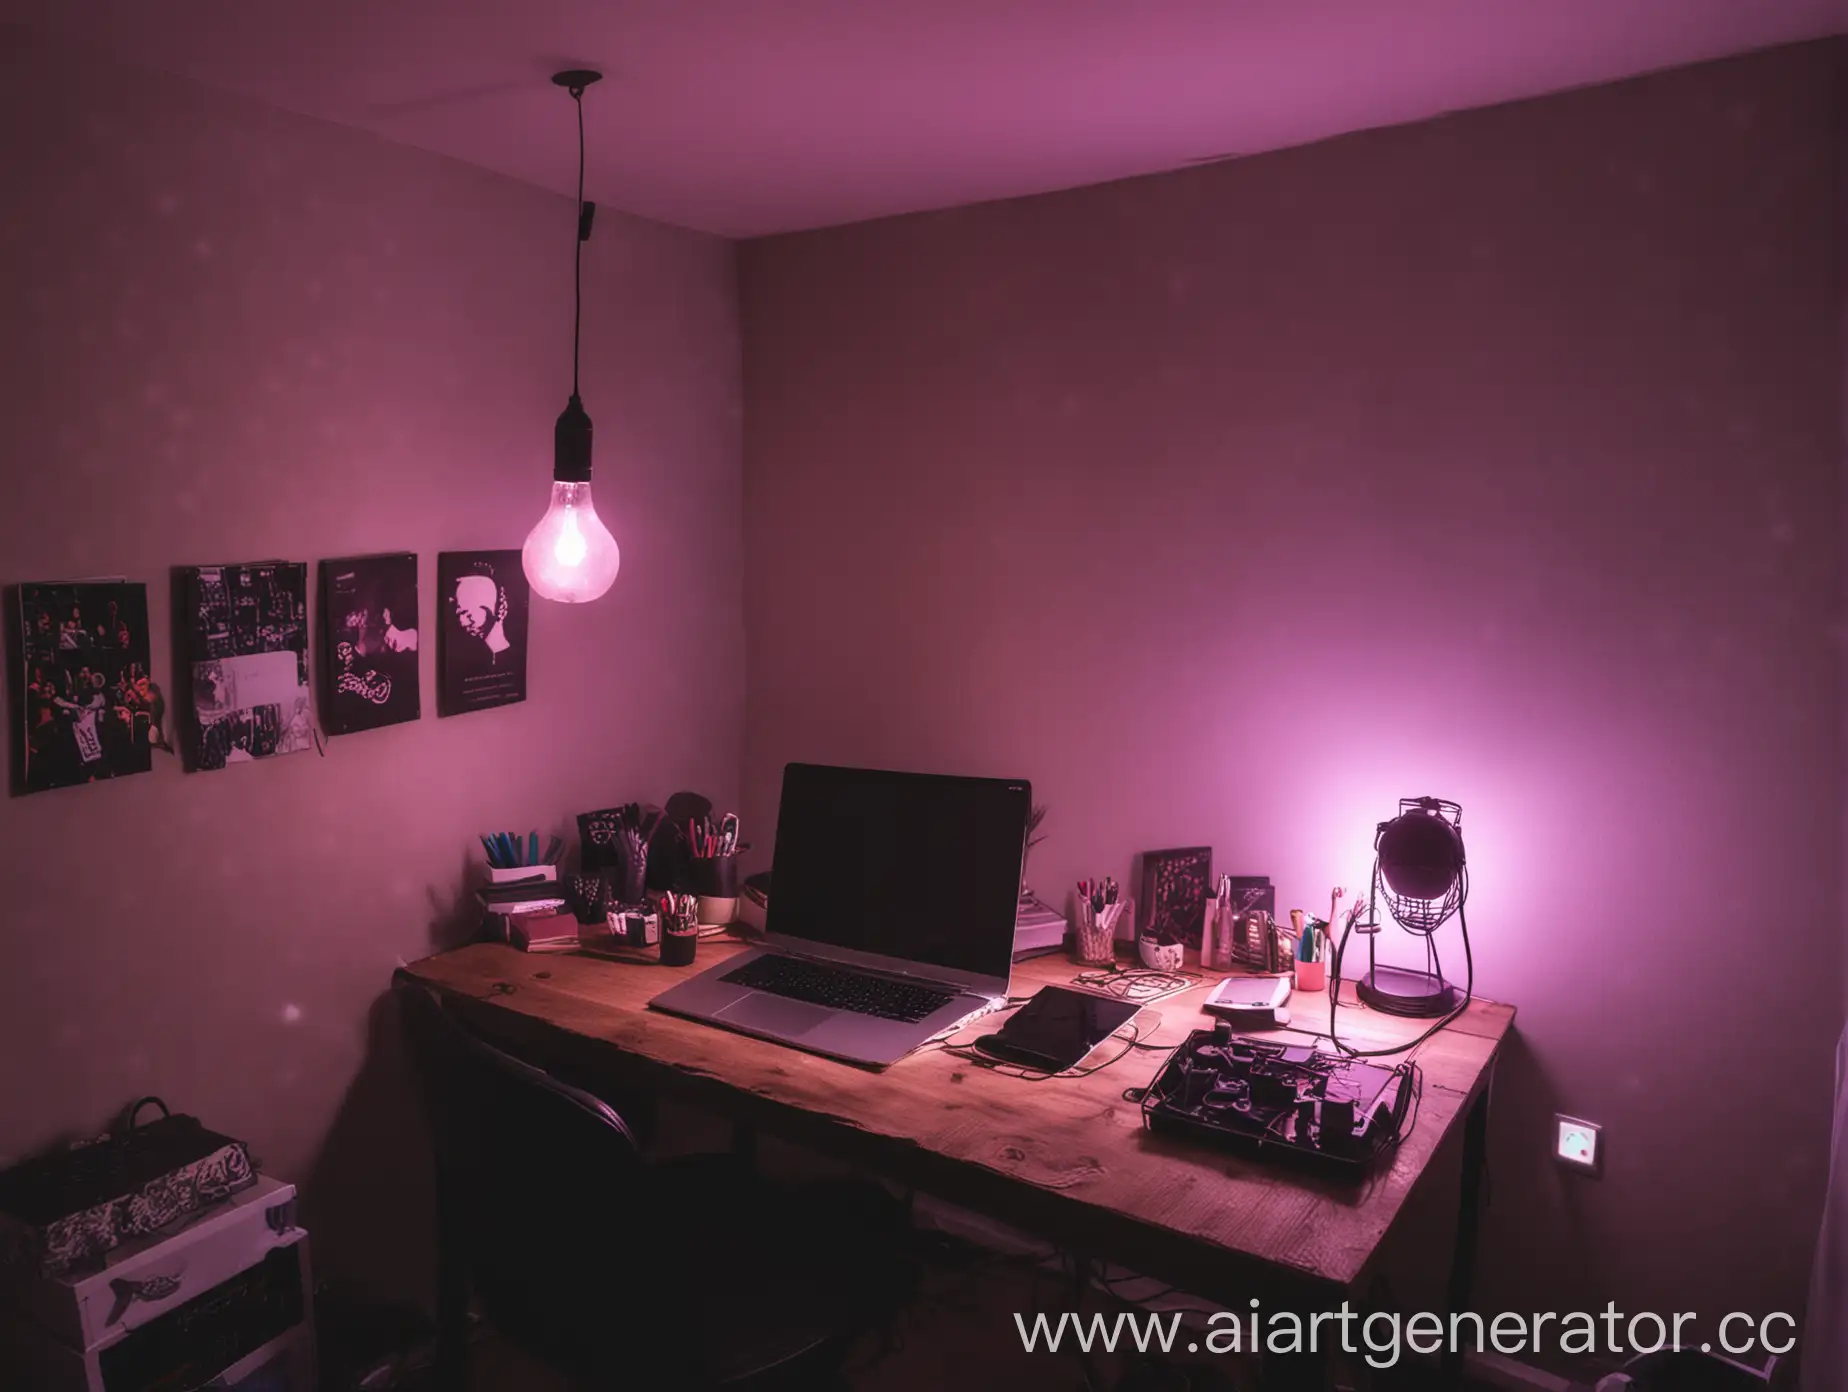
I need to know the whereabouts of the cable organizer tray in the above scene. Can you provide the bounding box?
[1140,1028,1409,1180]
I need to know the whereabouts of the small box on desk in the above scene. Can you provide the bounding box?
[1013,901,1069,961]
[487,864,558,886]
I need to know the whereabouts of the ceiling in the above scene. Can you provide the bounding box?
[13,0,1846,237]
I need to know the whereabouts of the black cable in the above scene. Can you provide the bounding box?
[1396,1061,1425,1144]
[571,86,585,398]
[1328,897,1473,1059]
[1068,963,1200,1004]
[934,1022,1147,1082]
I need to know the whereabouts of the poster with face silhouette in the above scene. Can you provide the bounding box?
[182,561,314,770]
[437,550,528,716]
[17,580,159,793]
[321,554,421,735]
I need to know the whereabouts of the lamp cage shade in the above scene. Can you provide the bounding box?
[1373,797,1466,935]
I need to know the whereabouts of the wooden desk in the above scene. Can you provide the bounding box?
[397,940,1513,1379]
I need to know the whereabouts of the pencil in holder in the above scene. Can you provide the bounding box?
[661,921,699,967]
[1070,877,1128,965]
[659,892,699,966]
[1073,901,1120,965]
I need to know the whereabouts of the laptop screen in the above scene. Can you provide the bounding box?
[767,763,1031,985]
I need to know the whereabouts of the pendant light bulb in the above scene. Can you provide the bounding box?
[527,67,618,605]
[524,478,620,602]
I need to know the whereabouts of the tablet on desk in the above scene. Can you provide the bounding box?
[974,986,1140,1072]
[1203,975,1291,1013]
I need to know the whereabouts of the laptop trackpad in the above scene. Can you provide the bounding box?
[717,993,834,1037]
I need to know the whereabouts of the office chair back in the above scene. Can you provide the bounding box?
[396,983,669,1376]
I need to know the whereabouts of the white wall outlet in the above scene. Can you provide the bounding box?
[1554,1114,1602,1175]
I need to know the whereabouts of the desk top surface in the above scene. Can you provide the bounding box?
[399,938,1514,1293]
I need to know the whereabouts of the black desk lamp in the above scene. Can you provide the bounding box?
[1332,796,1474,1056]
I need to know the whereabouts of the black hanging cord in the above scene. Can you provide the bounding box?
[571,81,585,398]
[550,69,600,484]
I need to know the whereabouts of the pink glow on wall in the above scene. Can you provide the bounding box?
[742,42,1845,1352]
[0,28,742,1304]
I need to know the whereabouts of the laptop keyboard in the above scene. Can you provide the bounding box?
[722,954,956,1024]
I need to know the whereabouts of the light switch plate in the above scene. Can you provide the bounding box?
[1555,1114,1602,1175]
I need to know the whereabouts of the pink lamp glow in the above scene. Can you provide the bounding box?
[524,69,619,605]
[524,477,619,602]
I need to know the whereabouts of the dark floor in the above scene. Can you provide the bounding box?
[436,1255,1521,1392]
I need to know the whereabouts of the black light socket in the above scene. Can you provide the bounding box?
[554,393,593,483]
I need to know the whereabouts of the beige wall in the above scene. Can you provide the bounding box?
[0,27,744,1300]
[742,41,1845,1368]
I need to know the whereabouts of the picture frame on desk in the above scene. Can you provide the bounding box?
[1138,846,1212,950]
[1223,877,1278,970]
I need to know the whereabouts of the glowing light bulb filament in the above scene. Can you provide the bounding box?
[554,510,587,568]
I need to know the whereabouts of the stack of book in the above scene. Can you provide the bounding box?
[1013,896,1069,961]
[477,876,570,949]
[506,911,580,954]
[477,877,567,915]
[476,879,561,935]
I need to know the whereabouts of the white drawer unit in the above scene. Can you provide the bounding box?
[0,1175,315,1392]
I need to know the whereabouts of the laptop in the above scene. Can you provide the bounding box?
[649,763,1030,1067]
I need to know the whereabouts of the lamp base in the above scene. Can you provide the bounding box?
[1355,965,1464,1018]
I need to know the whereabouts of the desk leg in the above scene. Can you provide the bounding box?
[1250,1281,1335,1392]
[434,1205,468,1392]
[1441,1076,1492,1390]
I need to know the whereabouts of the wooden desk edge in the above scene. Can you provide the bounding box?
[393,946,1516,1300]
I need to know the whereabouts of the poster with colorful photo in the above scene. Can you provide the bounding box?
[183,561,313,770]
[17,580,161,792]
[320,553,420,735]
[437,550,528,716]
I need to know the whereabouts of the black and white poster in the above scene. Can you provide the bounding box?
[437,550,528,716]
[320,554,420,735]
[17,580,160,792]
[183,561,314,770]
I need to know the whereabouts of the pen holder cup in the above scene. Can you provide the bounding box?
[567,874,609,926]
[686,855,739,898]
[1071,898,1124,965]
[661,923,699,967]
[1073,916,1116,966]
[1293,958,1326,993]
[696,896,738,927]
[615,851,647,908]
